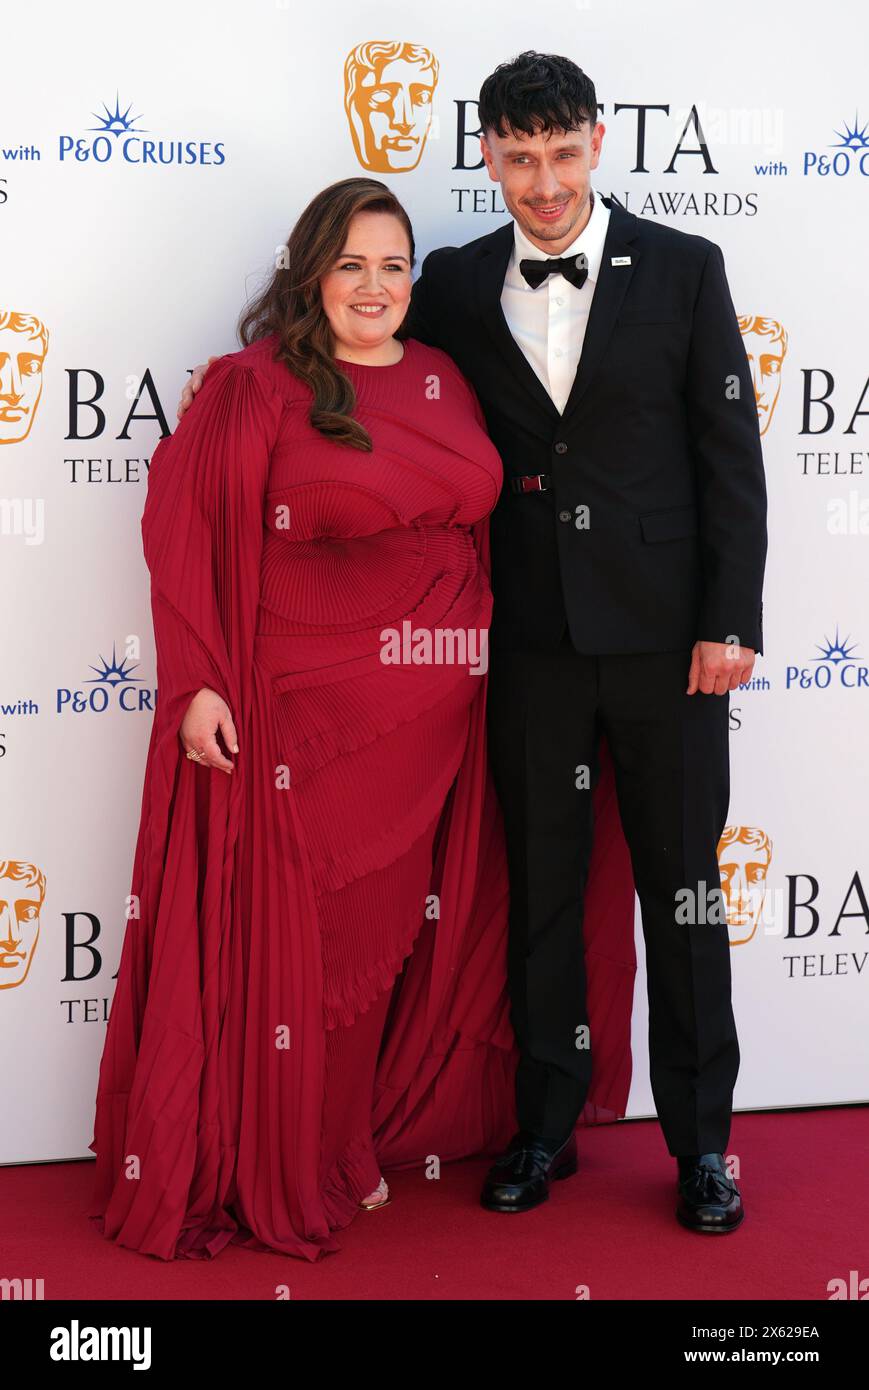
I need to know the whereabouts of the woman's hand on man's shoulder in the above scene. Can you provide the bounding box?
[177,356,221,421]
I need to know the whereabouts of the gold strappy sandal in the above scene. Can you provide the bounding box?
[359,1177,391,1210]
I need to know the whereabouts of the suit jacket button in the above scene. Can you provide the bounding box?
[554,441,568,454]
[558,509,572,523]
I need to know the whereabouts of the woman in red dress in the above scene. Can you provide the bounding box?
[88,177,637,1261]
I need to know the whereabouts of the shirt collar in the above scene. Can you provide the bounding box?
[511,188,610,285]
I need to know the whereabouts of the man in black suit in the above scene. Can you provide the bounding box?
[403,51,766,1233]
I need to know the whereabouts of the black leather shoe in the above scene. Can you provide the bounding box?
[480,1130,578,1213]
[676,1152,744,1233]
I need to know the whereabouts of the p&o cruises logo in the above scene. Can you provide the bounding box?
[803,114,869,176]
[785,628,868,691]
[59,94,226,166]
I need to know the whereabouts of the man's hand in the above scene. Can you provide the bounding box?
[177,356,220,421]
[687,640,755,696]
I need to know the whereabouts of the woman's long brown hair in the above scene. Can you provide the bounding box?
[238,178,416,451]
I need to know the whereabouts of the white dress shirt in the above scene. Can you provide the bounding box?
[500,187,611,413]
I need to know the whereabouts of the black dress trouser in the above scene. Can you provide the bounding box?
[485,629,739,1157]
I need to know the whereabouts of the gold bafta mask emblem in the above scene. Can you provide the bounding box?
[0,313,49,445]
[717,827,772,946]
[738,316,787,437]
[344,41,439,173]
[0,860,46,989]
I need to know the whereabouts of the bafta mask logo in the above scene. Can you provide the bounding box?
[718,826,772,946]
[0,313,49,446]
[738,316,787,437]
[0,860,46,989]
[344,41,439,173]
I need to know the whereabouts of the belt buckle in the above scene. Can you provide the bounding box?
[513,474,548,494]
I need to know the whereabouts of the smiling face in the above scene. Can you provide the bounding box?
[480,120,605,254]
[319,210,413,360]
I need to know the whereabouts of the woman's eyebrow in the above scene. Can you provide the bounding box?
[336,252,410,263]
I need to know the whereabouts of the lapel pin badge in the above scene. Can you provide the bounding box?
[611,256,632,266]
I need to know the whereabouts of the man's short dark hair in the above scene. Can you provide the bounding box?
[478,51,598,139]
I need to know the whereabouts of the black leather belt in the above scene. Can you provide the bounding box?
[510,474,552,494]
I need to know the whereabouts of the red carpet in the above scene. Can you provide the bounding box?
[2,1107,865,1301]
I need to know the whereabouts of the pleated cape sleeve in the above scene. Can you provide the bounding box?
[88,355,338,1260]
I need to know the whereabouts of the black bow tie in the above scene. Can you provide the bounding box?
[519,252,589,291]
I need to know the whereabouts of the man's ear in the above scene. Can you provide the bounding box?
[590,121,606,169]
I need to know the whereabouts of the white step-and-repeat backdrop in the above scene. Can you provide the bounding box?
[2,0,867,1162]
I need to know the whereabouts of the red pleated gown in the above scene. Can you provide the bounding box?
[88,332,637,1261]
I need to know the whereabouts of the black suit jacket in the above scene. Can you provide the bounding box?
[404,196,766,656]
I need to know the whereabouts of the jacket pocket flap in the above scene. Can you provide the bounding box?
[639,505,698,543]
